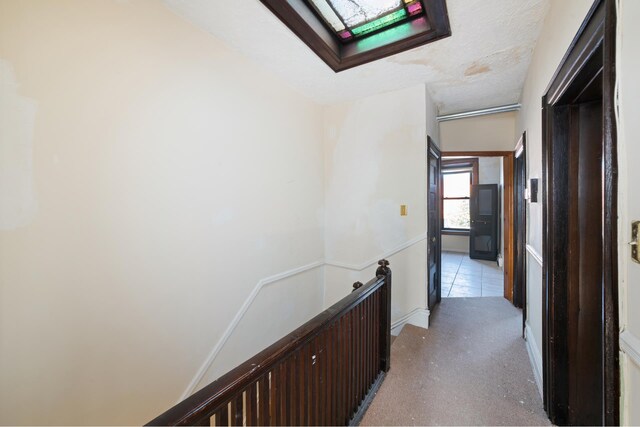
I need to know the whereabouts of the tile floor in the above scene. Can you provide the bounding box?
[441,251,504,297]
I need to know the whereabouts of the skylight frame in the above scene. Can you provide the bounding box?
[259,0,451,72]
[305,0,428,43]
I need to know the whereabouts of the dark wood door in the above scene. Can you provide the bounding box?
[542,1,619,424]
[514,134,526,317]
[427,137,441,309]
[469,184,499,261]
[568,98,604,425]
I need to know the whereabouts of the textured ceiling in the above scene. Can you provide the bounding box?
[163,0,549,114]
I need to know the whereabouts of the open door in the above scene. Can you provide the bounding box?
[469,184,499,261]
[514,133,527,334]
[542,1,618,424]
[427,137,441,309]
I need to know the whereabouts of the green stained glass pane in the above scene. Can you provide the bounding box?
[310,0,345,32]
[351,8,407,37]
[327,0,402,27]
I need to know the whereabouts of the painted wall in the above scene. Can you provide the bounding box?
[323,85,438,327]
[617,0,640,423]
[439,111,517,152]
[439,113,515,257]
[514,0,595,395]
[0,1,325,425]
[442,234,469,253]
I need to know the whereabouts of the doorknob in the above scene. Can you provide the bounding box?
[431,237,436,243]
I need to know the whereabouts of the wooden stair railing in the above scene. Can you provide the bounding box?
[147,260,392,426]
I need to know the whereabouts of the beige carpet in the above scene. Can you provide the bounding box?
[361,297,550,426]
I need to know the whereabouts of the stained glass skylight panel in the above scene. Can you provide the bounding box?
[308,0,426,41]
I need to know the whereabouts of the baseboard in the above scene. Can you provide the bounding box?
[524,323,543,398]
[442,249,469,254]
[391,308,430,336]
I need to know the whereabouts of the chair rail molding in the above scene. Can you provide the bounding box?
[620,330,640,367]
[526,244,543,266]
[325,233,427,271]
[180,233,428,401]
[179,259,325,401]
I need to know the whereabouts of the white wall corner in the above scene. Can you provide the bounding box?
[525,323,543,398]
[391,307,430,336]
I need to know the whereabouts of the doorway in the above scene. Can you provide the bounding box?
[541,0,618,424]
[427,137,442,310]
[440,150,516,303]
[513,133,526,336]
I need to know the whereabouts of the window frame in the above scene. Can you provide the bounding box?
[441,158,479,236]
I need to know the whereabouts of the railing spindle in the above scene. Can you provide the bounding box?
[215,404,229,427]
[310,336,320,426]
[246,383,257,426]
[288,355,297,426]
[258,375,269,426]
[229,394,242,427]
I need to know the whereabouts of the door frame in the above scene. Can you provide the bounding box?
[427,136,442,309]
[513,133,527,335]
[441,150,516,303]
[541,0,618,424]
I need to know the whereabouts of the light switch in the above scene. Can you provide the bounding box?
[400,205,407,216]
[530,179,539,203]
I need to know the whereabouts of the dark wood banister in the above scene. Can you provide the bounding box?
[147,259,392,426]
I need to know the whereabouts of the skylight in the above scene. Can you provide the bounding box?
[259,0,450,72]
[308,0,426,41]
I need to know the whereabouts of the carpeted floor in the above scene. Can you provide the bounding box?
[361,297,550,426]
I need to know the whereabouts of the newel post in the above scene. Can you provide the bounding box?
[376,259,392,372]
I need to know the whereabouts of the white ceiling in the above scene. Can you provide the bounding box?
[163,0,549,114]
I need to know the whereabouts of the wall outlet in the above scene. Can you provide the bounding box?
[400,205,407,216]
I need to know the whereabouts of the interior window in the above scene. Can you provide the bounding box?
[442,170,471,231]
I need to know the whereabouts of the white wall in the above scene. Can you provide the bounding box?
[0,1,325,425]
[442,234,469,253]
[323,84,438,326]
[617,0,640,423]
[514,0,595,395]
[478,157,501,184]
[440,113,515,256]
[439,111,517,152]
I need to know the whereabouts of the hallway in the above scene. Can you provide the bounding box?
[442,251,504,298]
[361,298,548,426]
